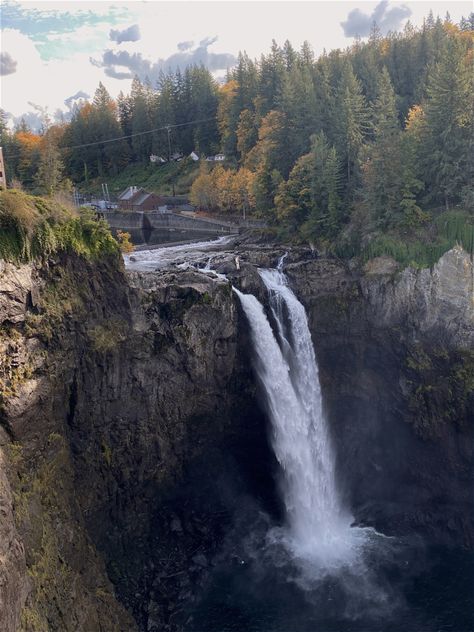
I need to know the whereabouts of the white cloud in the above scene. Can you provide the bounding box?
[0,28,110,120]
[2,1,472,121]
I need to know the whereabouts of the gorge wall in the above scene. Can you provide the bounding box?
[286,246,474,545]
[1,245,472,631]
[0,253,275,631]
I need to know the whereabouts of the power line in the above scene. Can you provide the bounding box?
[3,116,216,158]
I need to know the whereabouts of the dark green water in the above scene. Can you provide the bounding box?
[188,534,473,632]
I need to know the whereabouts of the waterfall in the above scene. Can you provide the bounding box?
[234,266,366,570]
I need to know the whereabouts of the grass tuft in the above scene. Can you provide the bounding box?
[0,189,120,263]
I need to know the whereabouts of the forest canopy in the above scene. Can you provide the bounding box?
[1,12,473,260]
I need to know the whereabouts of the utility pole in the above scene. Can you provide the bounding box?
[166,125,172,162]
[101,182,110,202]
[166,125,176,197]
[0,147,7,189]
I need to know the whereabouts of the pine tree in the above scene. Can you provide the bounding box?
[309,132,343,236]
[275,132,342,239]
[421,36,473,208]
[236,109,258,162]
[282,40,297,71]
[361,68,404,227]
[130,76,152,162]
[277,66,318,160]
[189,66,219,155]
[334,61,370,195]
[152,72,176,158]
[258,40,287,115]
[275,153,313,233]
[35,131,64,195]
[217,80,239,157]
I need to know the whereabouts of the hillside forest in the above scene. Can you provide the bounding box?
[1,12,473,263]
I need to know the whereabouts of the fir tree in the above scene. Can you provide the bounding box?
[334,61,370,195]
[421,36,473,208]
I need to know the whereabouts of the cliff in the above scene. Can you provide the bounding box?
[287,246,474,544]
[1,241,472,631]
[0,252,272,631]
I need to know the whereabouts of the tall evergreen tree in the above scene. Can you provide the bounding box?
[361,67,404,227]
[421,36,473,208]
[334,61,370,196]
[35,131,64,196]
[130,77,152,162]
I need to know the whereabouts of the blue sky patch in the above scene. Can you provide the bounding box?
[1,1,130,60]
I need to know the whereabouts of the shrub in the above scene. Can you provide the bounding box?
[0,189,120,263]
[115,230,134,253]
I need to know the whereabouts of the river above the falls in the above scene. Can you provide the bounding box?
[115,224,233,251]
[123,234,237,271]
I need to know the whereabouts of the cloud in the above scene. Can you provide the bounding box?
[1,28,108,122]
[177,40,194,52]
[12,110,44,132]
[36,24,111,61]
[91,37,236,83]
[1,1,130,49]
[64,91,90,109]
[110,24,141,44]
[0,52,18,75]
[341,1,412,37]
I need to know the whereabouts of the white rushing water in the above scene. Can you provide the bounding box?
[234,264,369,571]
[123,235,235,271]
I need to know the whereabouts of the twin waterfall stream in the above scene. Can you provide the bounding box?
[234,258,368,573]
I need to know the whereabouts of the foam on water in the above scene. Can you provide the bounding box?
[123,235,234,271]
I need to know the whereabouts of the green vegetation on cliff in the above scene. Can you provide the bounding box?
[352,210,474,268]
[0,190,119,263]
[81,159,200,198]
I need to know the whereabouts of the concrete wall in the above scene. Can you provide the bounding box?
[102,210,257,234]
[102,211,144,230]
[145,212,235,233]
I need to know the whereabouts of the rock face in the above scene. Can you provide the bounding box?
[1,245,472,631]
[0,254,274,631]
[287,246,474,545]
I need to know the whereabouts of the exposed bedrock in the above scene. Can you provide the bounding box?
[0,245,472,631]
[287,246,474,546]
[0,254,276,631]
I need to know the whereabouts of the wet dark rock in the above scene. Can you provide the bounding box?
[1,243,472,632]
[191,554,208,568]
[288,246,474,545]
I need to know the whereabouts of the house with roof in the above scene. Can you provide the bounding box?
[117,187,194,213]
[118,187,165,212]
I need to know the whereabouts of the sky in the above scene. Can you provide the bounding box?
[1,0,472,128]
